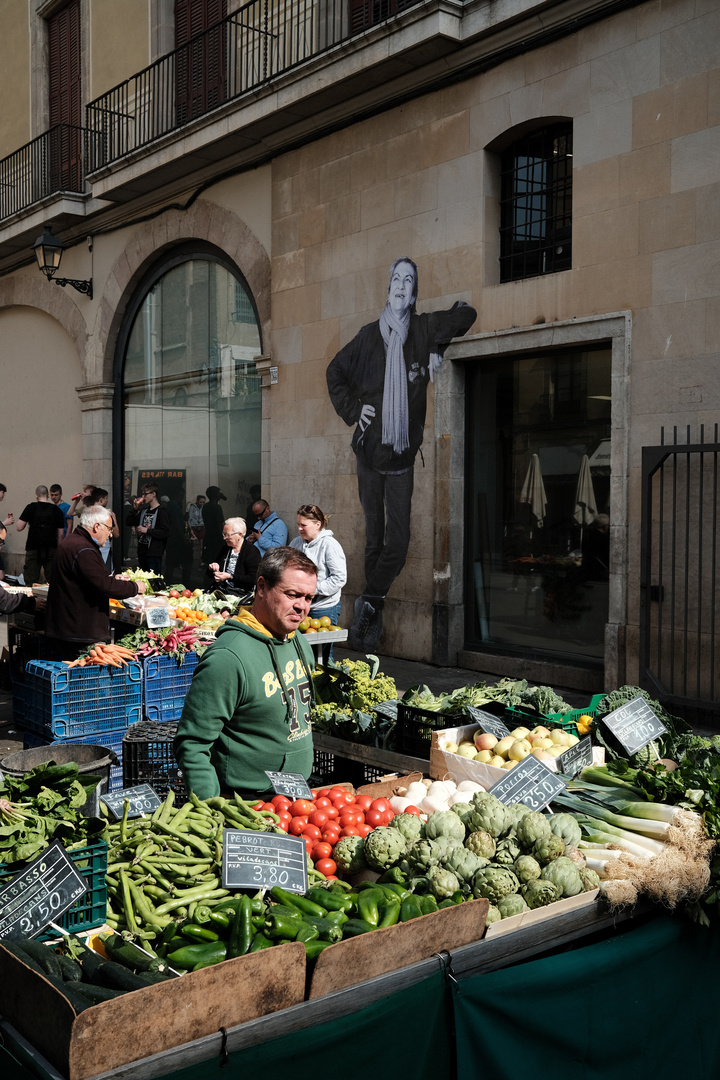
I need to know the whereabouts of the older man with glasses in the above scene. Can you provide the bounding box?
[45,504,147,661]
[206,517,261,598]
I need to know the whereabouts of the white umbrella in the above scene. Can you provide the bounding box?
[573,454,598,526]
[520,453,547,529]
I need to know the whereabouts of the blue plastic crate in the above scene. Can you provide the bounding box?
[142,651,200,722]
[22,727,126,793]
[23,660,142,740]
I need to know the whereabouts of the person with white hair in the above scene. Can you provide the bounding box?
[45,504,146,660]
[207,516,261,596]
[327,256,476,652]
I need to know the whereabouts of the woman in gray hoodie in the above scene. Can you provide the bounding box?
[290,504,347,662]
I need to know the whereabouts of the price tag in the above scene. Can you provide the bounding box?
[557,735,594,778]
[0,841,88,941]
[600,697,667,756]
[146,607,171,629]
[466,706,511,740]
[100,784,162,820]
[488,756,566,811]
[222,830,308,894]
[372,700,399,721]
[264,771,312,801]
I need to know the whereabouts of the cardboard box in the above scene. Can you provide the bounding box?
[0,940,306,1080]
[483,888,599,938]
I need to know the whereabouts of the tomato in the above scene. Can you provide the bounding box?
[324,804,340,819]
[304,837,315,855]
[271,794,292,811]
[331,793,351,809]
[302,823,322,841]
[381,809,395,825]
[314,788,331,798]
[356,823,373,838]
[290,799,315,818]
[309,809,329,829]
[324,874,339,882]
[182,589,192,598]
[250,801,264,810]
[355,794,373,812]
[314,796,332,810]
[277,809,292,824]
[364,808,385,827]
[260,802,276,813]
[169,590,180,599]
[328,786,350,801]
[276,818,289,832]
[289,816,308,836]
[312,841,333,861]
[339,826,361,838]
[321,826,341,844]
[404,805,422,816]
[339,809,363,827]
[315,858,337,878]
[371,797,391,813]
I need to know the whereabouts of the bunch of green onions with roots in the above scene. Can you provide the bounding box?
[551,781,714,911]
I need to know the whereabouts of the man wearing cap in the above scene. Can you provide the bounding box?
[249,499,288,557]
[202,486,227,566]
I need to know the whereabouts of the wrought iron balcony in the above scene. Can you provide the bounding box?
[0,124,87,222]
[86,0,423,172]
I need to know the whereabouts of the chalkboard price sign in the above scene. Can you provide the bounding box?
[264,771,313,801]
[465,707,512,740]
[600,697,667,757]
[372,700,399,722]
[100,784,162,820]
[557,735,594,779]
[488,756,566,811]
[0,841,88,941]
[222,830,308,894]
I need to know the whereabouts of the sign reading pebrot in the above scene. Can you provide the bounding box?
[222,830,308,894]
[0,841,87,940]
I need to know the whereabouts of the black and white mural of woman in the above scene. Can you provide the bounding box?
[327,257,476,652]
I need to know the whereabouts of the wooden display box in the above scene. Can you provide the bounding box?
[429,723,506,787]
[0,940,306,1080]
[308,896,489,998]
[484,888,600,938]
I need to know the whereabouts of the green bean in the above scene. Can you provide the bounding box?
[169,802,193,829]
[127,877,173,929]
[151,819,213,855]
[138,860,174,891]
[154,886,228,916]
[119,869,140,935]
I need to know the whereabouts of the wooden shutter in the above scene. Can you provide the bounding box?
[175,0,227,124]
[48,0,82,192]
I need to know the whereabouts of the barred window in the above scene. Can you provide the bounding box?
[499,124,572,283]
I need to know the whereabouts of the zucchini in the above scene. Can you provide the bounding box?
[55,952,84,982]
[94,960,154,992]
[13,939,63,980]
[72,982,128,1004]
[102,935,165,973]
[1,940,48,976]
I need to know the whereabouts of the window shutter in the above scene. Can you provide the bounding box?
[175,0,227,124]
[47,0,82,192]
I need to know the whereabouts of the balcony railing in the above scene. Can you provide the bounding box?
[0,124,86,221]
[86,0,422,172]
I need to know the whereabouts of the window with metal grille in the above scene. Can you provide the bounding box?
[499,124,572,283]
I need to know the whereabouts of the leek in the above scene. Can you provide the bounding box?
[579,765,641,792]
[576,815,664,857]
[553,792,671,840]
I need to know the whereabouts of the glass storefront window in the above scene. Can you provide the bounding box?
[465,345,611,663]
[121,256,262,584]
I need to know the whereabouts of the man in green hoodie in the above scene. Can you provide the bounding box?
[175,546,318,799]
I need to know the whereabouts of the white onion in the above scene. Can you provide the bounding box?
[448,791,472,806]
[428,780,455,800]
[420,793,450,814]
[456,780,484,794]
[389,796,412,814]
[405,782,429,803]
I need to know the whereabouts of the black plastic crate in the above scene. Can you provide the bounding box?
[395,703,464,759]
[122,720,187,801]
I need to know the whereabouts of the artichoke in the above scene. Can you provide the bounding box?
[486,904,502,925]
[516,811,553,849]
[579,867,601,892]
[565,846,587,868]
[513,854,542,885]
[427,865,461,900]
[494,836,523,866]
[503,802,530,833]
[521,878,560,909]
[451,802,475,828]
[540,855,584,897]
[547,812,582,848]
[406,838,444,874]
[443,845,488,885]
[425,810,466,844]
[464,829,496,860]
[472,865,520,903]
[531,833,566,866]
[497,893,528,919]
[332,835,367,875]
[363,826,406,871]
[469,796,510,838]
[431,834,464,860]
[390,812,426,847]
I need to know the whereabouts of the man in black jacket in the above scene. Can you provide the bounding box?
[327,257,476,651]
[16,485,65,585]
[127,483,171,575]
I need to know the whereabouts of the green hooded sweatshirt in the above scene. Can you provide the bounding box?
[174,609,315,799]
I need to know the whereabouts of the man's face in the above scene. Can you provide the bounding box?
[388,261,416,316]
[254,568,317,638]
[50,490,62,504]
[252,503,267,521]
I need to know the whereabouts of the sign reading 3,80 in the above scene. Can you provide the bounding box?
[221,830,308,894]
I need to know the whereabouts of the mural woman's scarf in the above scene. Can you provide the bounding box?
[379,303,411,454]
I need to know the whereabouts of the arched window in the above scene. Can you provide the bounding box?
[499,122,573,282]
[116,247,262,582]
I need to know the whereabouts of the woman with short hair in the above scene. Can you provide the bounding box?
[206,516,261,597]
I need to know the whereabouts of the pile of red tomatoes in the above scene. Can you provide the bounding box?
[251,785,421,879]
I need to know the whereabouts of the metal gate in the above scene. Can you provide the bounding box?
[640,426,720,727]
